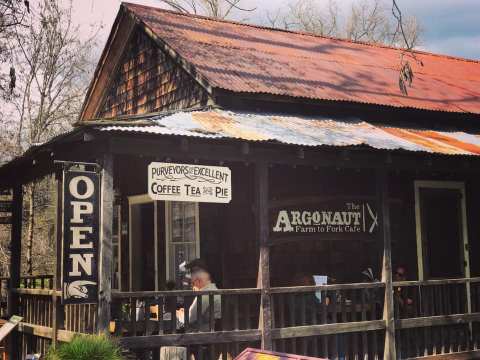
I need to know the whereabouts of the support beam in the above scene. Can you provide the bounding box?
[377,169,397,359]
[8,183,22,360]
[97,153,114,333]
[52,172,65,348]
[255,162,273,350]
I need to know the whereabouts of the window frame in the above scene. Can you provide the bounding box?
[165,201,201,284]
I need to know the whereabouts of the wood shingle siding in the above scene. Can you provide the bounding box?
[97,29,209,118]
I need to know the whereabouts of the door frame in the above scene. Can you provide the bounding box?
[128,194,158,291]
[414,180,470,281]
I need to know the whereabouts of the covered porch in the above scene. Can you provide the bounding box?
[2,111,480,359]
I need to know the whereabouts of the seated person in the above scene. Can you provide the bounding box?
[393,266,413,310]
[177,264,221,332]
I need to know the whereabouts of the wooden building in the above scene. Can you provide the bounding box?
[1,3,480,359]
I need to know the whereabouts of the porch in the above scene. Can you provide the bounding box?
[2,124,480,359]
[8,275,480,359]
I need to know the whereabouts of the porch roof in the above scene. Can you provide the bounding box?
[97,109,480,156]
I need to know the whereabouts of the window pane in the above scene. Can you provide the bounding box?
[168,202,199,287]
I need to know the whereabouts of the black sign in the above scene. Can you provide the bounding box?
[271,200,379,242]
[0,201,12,213]
[62,168,99,304]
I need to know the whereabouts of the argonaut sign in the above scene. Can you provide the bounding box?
[62,167,99,304]
[271,201,379,239]
[148,162,231,203]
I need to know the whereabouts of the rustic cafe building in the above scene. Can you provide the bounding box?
[1,3,480,359]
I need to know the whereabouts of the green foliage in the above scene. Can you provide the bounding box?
[45,335,123,360]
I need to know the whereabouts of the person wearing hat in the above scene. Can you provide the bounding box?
[177,259,222,332]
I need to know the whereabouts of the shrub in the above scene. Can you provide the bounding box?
[45,334,123,360]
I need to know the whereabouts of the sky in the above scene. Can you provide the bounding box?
[72,0,480,61]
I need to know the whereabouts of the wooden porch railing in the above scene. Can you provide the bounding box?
[110,283,387,359]
[270,282,386,359]
[393,277,480,359]
[5,277,480,359]
[111,288,262,359]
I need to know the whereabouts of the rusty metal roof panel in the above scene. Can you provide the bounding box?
[124,3,480,114]
[99,110,480,156]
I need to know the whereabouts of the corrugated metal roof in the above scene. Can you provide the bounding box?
[99,110,480,156]
[124,3,480,114]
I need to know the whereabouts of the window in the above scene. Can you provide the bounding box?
[166,202,200,288]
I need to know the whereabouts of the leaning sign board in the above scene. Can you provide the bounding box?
[62,166,100,304]
[148,162,232,203]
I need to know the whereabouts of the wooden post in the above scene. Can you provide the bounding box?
[97,153,114,333]
[160,346,187,360]
[52,172,64,348]
[255,162,273,350]
[8,183,22,360]
[377,169,397,359]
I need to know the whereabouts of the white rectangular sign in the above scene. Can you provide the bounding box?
[148,162,232,203]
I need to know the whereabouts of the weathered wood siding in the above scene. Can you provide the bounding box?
[98,29,209,118]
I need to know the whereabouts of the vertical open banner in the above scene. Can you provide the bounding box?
[62,166,100,305]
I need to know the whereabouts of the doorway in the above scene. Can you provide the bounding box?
[414,181,470,280]
[128,195,157,291]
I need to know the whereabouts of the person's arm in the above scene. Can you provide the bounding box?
[189,294,210,323]
[188,297,198,324]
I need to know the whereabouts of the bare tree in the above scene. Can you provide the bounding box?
[12,0,96,152]
[265,0,422,95]
[267,0,339,36]
[266,0,421,47]
[0,0,30,97]
[0,0,98,275]
[157,0,255,19]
